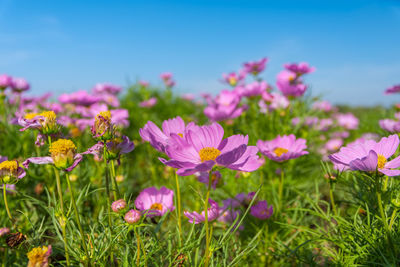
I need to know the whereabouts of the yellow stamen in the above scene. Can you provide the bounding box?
[177,133,183,138]
[96,111,111,122]
[49,139,76,156]
[378,154,387,169]
[0,160,18,172]
[274,147,289,157]
[228,77,237,86]
[27,246,49,267]
[25,112,39,120]
[150,203,163,211]
[199,147,221,162]
[39,110,56,120]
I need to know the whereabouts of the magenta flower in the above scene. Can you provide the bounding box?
[111,199,127,212]
[139,97,157,108]
[384,85,400,95]
[329,134,400,176]
[235,81,268,97]
[336,113,359,130]
[161,122,262,176]
[59,90,102,106]
[380,119,400,133]
[222,71,246,87]
[222,192,255,209]
[139,80,149,87]
[160,72,173,81]
[257,134,308,162]
[10,77,30,93]
[134,186,175,217]
[0,74,12,90]
[284,62,315,75]
[184,199,220,224]
[325,138,343,152]
[276,70,307,97]
[139,116,193,153]
[181,93,195,101]
[197,171,222,189]
[204,90,247,122]
[0,227,10,237]
[124,209,141,224]
[92,83,122,95]
[312,100,334,112]
[250,200,273,220]
[243,57,268,75]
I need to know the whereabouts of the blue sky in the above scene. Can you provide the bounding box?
[0,0,399,105]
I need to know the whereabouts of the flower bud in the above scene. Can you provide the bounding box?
[124,209,141,224]
[49,139,76,170]
[111,199,126,212]
[92,111,113,141]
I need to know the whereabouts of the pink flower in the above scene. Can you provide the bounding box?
[197,171,222,189]
[222,71,246,87]
[380,119,400,133]
[325,138,343,152]
[204,90,246,121]
[92,83,122,95]
[0,227,10,237]
[10,77,30,93]
[276,70,307,97]
[384,85,400,95]
[59,90,102,106]
[243,57,268,75]
[139,97,157,108]
[250,200,273,220]
[235,81,268,97]
[139,80,149,87]
[312,101,333,112]
[139,116,193,153]
[160,72,173,81]
[160,122,262,176]
[336,113,359,130]
[181,93,195,101]
[111,199,126,212]
[257,134,308,162]
[284,62,315,75]
[0,74,12,89]
[134,186,175,217]
[124,209,141,224]
[329,134,400,176]
[184,199,220,224]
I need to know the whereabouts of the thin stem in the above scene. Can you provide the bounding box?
[2,247,6,267]
[204,170,213,267]
[133,227,147,266]
[175,171,182,242]
[3,184,12,222]
[102,146,114,265]
[383,176,389,191]
[110,160,119,200]
[329,181,338,217]
[65,173,90,265]
[278,168,284,210]
[54,168,70,266]
[389,209,397,231]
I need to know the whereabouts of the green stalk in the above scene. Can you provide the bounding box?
[204,170,213,267]
[54,168,70,266]
[65,173,90,266]
[389,209,397,231]
[102,146,114,265]
[278,168,284,210]
[329,180,338,217]
[175,171,182,242]
[110,160,120,199]
[3,185,12,222]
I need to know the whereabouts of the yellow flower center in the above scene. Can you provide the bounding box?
[177,133,183,138]
[0,160,18,172]
[228,77,237,86]
[150,203,163,211]
[49,139,76,156]
[378,154,387,169]
[27,246,49,266]
[199,147,221,162]
[96,111,111,122]
[39,110,56,120]
[25,112,39,120]
[274,147,289,157]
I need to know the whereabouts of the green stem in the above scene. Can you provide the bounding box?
[329,181,338,217]
[54,168,70,266]
[389,209,397,231]
[2,247,6,267]
[102,146,114,265]
[278,168,284,210]
[133,227,147,266]
[204,170,213,267]
[65,173,90,266]
[3,184,12,222]
[383,176,389,192]
[110,160,119,200]
[175,171,182,242]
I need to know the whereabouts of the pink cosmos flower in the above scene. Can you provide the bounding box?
[111,199,126,212]
[139,80,149,87]
[139,116,193,153]
[276,70,307,97]
[10,77,30,93]
[336,113,359,130]
[197,171,222,189]
[181,93,195,101]
[243,57,268,75]
[124,209,141,224]
[312,101,333,112]
[134,186,175,217]
[160,72,173,81]
[0,184,17,194]
[160,122,262,176]
[284,62,315,75]
[204,90,247,121]
[222,192,255,209]
[235,81,268,97]
[92,83,122,95]
[0,227,10,237]
[316,118,334,131]
[184,199,220,224]
[250,200,273,220]
[257,134,308,162]
[325,138,343,152]
[139,97,157,108]
[0,74,12,89]
[222,71,246,87]
[384,85,400,95]
[380,119,400,133]
[328,134,400,176]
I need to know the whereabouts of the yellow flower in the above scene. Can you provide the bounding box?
[27,245,51,267]
[49,139,77,169]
